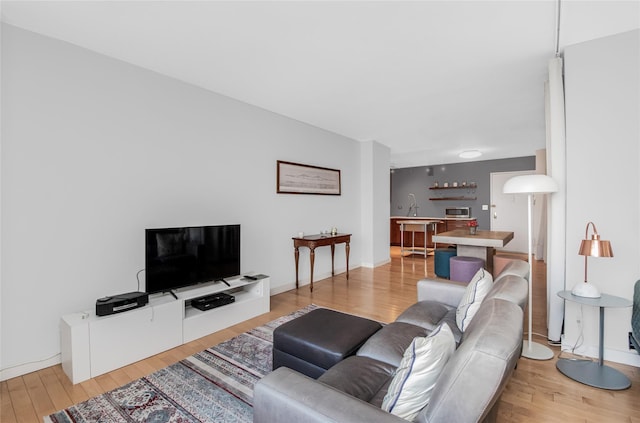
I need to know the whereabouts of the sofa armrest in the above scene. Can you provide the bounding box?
[254,367,406,423]
[417,278,467,307]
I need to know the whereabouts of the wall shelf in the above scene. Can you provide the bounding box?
[429,185,477,190]
[429,184,477,201]
[429,196,477,201]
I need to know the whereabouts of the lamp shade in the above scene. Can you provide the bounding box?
[578,237,613,258]
[503,174,558,194]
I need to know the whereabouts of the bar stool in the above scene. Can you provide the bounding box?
[434,248,457,278]
[450,256,485,283]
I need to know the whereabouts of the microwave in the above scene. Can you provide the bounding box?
[445,207,471,218]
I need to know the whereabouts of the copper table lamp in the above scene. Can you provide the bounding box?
[572,221,613,298]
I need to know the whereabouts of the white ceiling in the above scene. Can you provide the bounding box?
[2,1,639,168]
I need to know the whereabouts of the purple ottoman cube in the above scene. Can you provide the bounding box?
[450,256,485,283]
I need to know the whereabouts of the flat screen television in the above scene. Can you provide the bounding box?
[145,224,240,295]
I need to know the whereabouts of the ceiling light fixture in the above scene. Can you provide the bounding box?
[459,150,482,159]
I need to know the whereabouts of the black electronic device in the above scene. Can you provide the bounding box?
[190,292,235,311]
[96,291,149,316]
[243,274,268,281]
[145,224,240,295]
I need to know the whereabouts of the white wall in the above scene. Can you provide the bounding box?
[563,30,640,366]
[0,24,368,378]
[0,2,4,380]
[360,140,390,268]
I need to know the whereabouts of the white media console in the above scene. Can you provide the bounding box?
[60,275,270,384]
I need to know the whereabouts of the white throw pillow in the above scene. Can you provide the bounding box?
[456,267,493,332]
[381,323,456,421]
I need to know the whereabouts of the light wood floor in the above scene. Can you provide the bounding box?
[3,249,640,422]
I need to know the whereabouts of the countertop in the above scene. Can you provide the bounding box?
[432,229,514,248]
[390,216,475,220]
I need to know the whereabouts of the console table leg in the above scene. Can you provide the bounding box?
[346,242,350,280]
[294,247,300,289]
[309,248,315,292]
[331,244,335,276]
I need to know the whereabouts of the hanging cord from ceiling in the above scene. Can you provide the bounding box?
[555,0,562,57]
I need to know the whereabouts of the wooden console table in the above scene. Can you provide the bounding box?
[292,233,351,292]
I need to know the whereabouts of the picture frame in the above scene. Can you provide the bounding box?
[277,160,341,195]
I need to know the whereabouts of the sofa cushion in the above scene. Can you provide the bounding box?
[395,300,451,330]
[381,323,456,421]
[318,356,396,403]
[416,278,467,306]
[357,322,429,367]
[485,274,528,311]
[369,378,393,408]
[493,259,529,283]
[438,309,462,345]
[456,267,493,332]
[395,302,462,344]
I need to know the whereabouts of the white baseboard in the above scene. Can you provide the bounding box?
[361,258,391,268]
[605,348,640,367]
[560,337,640,368]
[0,353,61,381]
[269,266,356,296]
[270,282,297,296]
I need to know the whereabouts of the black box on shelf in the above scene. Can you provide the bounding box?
[96,291,149,316]
[191,292,235,311]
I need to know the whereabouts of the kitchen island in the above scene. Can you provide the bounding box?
[396,219,443,257]
[431,229,514,274]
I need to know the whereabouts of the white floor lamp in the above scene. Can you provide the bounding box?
[503,174,558,360]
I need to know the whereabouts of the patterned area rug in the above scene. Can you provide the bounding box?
[45,305,318,423]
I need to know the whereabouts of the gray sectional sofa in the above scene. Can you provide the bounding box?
[254,260,530,423]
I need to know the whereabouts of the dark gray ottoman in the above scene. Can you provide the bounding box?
[273,308,382,379]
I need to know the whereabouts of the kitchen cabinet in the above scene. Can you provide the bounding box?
[446,219,472,231]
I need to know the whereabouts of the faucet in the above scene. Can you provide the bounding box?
[407,193,418,217]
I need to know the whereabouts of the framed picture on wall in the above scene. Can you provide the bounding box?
[277,160,341,195]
